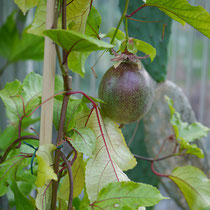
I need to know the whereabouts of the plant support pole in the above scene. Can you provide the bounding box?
[40,0,57,145]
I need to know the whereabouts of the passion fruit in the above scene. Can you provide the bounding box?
[98,61,154,124]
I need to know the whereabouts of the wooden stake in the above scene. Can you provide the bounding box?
[40,0,56,145]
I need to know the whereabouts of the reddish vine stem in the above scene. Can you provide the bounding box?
[60,152,73,210]
[126,3,147,17]
[0,135,39,163]
[134,153,177,162]
[52,0,72,208]
[151,161,169,178]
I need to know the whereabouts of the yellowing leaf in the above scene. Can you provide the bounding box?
[14,0,39,15]
[58,155,85,200]
[83,108,136,202]
[35,144,57,187]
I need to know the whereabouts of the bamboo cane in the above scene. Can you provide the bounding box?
[40,0,56,145]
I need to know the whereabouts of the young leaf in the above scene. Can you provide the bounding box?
[58,155,85,200]
[169,166,210,210]
[43,29,114,52]
[165,96,209,158]
[92,181,167,209]
[9,178,34,210]
[35,144,57,187]
[133,38,156,62]
[69,128,96,157]
[145,0,210,38]
[14,0,39,15]
[78,108,136,202]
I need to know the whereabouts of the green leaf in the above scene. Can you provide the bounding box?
[66,0,92,33]
[145,0,210,38]
[27,0,46,36]
[14,0,39,15]
[68,51,91,77]
[101,27,126,45]
[169,166,210,210]
[79,108,136,202]
[9,178,34,210]
[35,182,52,210]
[0,73,43,123]
[0,80,23,122]
[10,28,44,62]
[0,155,26,197]
[85,7,101,38]
[58,155,85,200]
[0,12,19,60]
[0,12,44,62]
[22,72,42,114]
[133,38,156,62]
[53,98,84,132]
[165,96,209,158]
[43,29,114,52]
[93,181,167,208]
[35,144,57,187]
[69,128,96,156]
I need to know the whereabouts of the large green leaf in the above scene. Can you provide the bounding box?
[0,12,44,62]
[70,128,96,157]
[43,29,114,52]
[166,96,209,158]
[14,0,39,15]
[92,181,166,209]
[169,166,210,210]
[145,0,210,38]
[35,144,57,187]
[58,155,85,200]
[76,108,136,202]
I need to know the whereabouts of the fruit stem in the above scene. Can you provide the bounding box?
[125,17,129,42]
[110,0,130,44]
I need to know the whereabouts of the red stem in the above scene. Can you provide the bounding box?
[126,4,146,17]
[151,161,169,178]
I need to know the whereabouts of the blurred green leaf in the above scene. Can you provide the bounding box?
[0,12,44,62]
[9,178,34,210]
[0,155,26,196]
[145,0,210,38]
[165,96,209,158]
[169,166,210,210]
